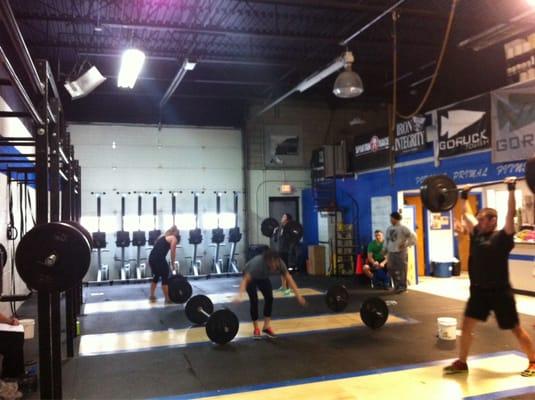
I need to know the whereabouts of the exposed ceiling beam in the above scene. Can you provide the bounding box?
[244,0,480,22]
[15,14,440,49]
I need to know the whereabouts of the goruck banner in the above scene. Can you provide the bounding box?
[350,132,390,172]
[394,115,427,154]
[491,83,535,163]
[437,94,490,158]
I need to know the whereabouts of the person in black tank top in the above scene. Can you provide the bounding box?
[444,178,535,377]
[149,225,180,303]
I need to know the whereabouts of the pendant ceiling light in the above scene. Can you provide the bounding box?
[333,51,364,98]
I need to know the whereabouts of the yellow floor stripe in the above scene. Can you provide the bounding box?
[78,313,407,356]
[196,353,534,400]
[83,288,324,314]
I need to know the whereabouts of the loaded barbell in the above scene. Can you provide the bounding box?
[15,222,92,292]
[260,217,304,245]
[185,294,240,345]
[420,155,535,212]
[326,284,393,330]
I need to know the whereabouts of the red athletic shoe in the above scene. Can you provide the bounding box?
[443,360,468,375]
[262,327,277,338]
[253,328,262,340]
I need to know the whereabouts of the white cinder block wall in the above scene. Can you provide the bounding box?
[0,93,34,315]
[69,123,245,280]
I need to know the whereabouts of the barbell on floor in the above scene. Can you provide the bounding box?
[420,155,535,212]
[167,275,193,304]
[185,294,240,345]
[326,284,394,330]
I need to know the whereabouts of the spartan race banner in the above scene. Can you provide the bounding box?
[394,115,427,154]
[491,82,535,163]
[351,131,390,172]
[437,94,490,158]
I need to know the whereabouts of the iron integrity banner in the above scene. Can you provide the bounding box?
[394,115,427,154]
[437,94,490,158]
[491,82,535,163]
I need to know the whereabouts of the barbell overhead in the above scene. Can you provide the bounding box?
[260,218,304,245]
[420,156,535,212]
[360,297,389,329]
[185,294,239,345]
[15,222,91,292]
[168,276,192,304]
[420,175,458,212]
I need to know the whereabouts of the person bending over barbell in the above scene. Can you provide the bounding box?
[443,177,535,377]
[235,249,306,339]
[148,225,181,304]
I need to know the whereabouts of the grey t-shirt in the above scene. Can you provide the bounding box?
[244,254,288,280]
[385,223,417,253]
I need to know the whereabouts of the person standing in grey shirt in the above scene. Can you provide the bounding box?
[235,250,306,339]
[384,211,417,293]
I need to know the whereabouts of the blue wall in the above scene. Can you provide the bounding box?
[301,150,527,248]
[301,188,318,245]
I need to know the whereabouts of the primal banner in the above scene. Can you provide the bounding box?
[491,83,535,163]
[437,94,490,158]
[394,115,427,154]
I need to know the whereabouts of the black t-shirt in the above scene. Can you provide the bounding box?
[468,228,515,288]
[149,236,170,262]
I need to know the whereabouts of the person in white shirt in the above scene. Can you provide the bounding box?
[384,211,417,293]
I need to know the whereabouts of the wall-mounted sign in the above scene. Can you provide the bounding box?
[437,94,490,158]
[351,132,390,172]
[395,115,427,154]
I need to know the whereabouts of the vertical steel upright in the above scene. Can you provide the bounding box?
[35,59,56,399]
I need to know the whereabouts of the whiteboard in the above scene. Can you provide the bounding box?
[371,196,392,237]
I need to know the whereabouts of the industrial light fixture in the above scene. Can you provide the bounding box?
[333,51,364,98]
[64,65,106,100]
[117,48,146,88]
[159,58,196,108]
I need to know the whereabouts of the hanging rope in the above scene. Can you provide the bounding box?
[396,0,459,119]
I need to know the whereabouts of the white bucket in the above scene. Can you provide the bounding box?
[19,319,35,340]
[437,317,457,341]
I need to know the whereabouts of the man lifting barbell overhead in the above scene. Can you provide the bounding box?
[443,177,535,377]
[148,225,181,303]
[235,249,306,339]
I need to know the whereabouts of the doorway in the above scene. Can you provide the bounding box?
[404,194,425,276]
[269,196,300,223]
[452,193,479,272]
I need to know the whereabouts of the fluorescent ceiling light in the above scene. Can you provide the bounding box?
[118,48,146,88]
[160,59,196,108]
[297,56,345,92]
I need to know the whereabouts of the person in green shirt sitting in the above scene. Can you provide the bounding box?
[363,230,390,289]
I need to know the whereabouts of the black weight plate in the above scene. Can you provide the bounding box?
[0,243,7,269]
[15,222,91,292]
[420,175,458,212]
[360,297,389,330]
[526,155,535,195]
[283,221,304,244]
[206,309,239,345]
[186,294,213,325]
[148,229,162,246]
[65,221,93,249]
[261,218,279,238]
[168,276,192,304]
[325,284,349,312]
